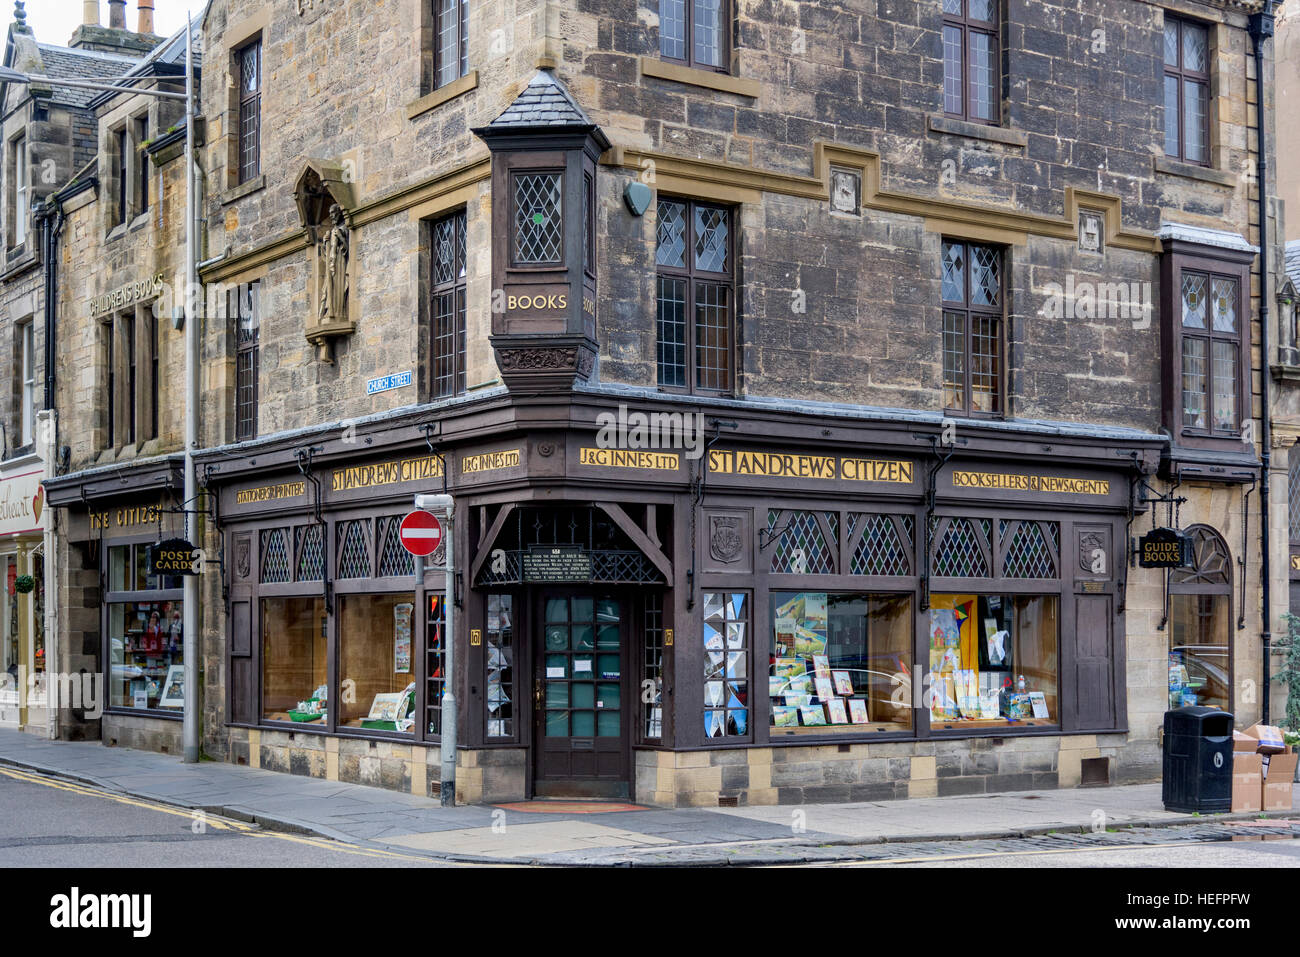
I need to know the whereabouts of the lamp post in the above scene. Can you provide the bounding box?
[1,14,202,763]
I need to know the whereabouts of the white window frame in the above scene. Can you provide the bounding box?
[20,321,35,447]
[13,135,27,247]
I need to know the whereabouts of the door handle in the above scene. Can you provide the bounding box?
[534,679,542,708]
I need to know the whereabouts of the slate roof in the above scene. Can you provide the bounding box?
[34,42,141,108]
[86,16,205,108]
[486,70,597,130]
[1286,239,1300,291]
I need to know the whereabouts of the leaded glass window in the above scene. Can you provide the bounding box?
[1163,16,1209,165]
[655,198,734,393]
[336,519,372,579]
[260,528,291,584]
[295,524,325,582]
[237,39,262,184]
[431,209,467,398]
[941,239,1003,417]
[1179,268,1241,434]
[703,591,748,739]
[768,510,838,575]
[848,514,914,577]
[377,516,416,578]
[513,172,563,265]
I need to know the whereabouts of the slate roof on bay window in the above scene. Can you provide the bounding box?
[485,69,597,130]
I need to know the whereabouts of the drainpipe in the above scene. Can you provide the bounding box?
[1249,4,1276,722]
[36,202,63,739]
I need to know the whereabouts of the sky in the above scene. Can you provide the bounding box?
[20,1,192,48]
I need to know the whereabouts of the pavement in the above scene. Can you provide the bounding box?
[2,728,1297,866]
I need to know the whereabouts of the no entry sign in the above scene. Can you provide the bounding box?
[399,509,443,557]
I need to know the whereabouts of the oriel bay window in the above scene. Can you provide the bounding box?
[656,199,735,394]
[660,0,729,72]
[942,239,1004,417]
[1161,243,1251,448]
[942,0,999,124]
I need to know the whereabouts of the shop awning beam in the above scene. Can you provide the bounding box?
[594,502,673,582]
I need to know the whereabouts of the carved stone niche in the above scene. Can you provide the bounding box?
[294,160,358,363]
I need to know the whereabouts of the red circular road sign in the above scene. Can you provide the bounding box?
[399,509,443,557]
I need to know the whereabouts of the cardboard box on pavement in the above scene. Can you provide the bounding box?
[1232,752,1263,812]
[1262,751,1298,812]
[1233,731,1257,752]
[1241,723,1287,754]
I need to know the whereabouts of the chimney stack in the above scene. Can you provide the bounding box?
[137,0,154,34]
[107,0,125,29]
[83,1,100,26]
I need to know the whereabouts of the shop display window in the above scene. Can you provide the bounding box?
[107,600,184,711]
[769,592,913,734]
[426,594,447,736]
[486,594,514,737]
[703,591,748,738]
[338,593,416,733]
[1168,595,1230,712]
[261,597,327,723]
[1167,525,1233,712]
[927,594,1058,728]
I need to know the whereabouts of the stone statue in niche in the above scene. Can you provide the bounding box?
[316,204,350,328]
[294,161,357,363]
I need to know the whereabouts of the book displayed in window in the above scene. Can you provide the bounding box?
[768,592,913,735]
[927,594,1059,727]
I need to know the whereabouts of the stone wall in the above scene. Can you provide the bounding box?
[636,733,1141,808]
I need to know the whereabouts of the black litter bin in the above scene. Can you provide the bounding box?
[1162,706,1233,812]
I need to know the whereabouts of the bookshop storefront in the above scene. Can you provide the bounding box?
[655,444,1143,807]
[197,417,1157,807]
[207,432,678,803]
[44,456,189,748]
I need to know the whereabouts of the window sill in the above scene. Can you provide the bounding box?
[222,174,266,206]
[106,222,130,243]
[1153,156,1237,188]
[927,113,1027,148]
[638,56,759,99]
[406,70,478,120]
[129,211,150,233]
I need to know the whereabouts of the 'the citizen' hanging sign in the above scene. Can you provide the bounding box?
[1138,528,1192,568]
[149,539,201,576]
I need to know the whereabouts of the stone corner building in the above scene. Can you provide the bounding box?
[24,0,1299,808]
